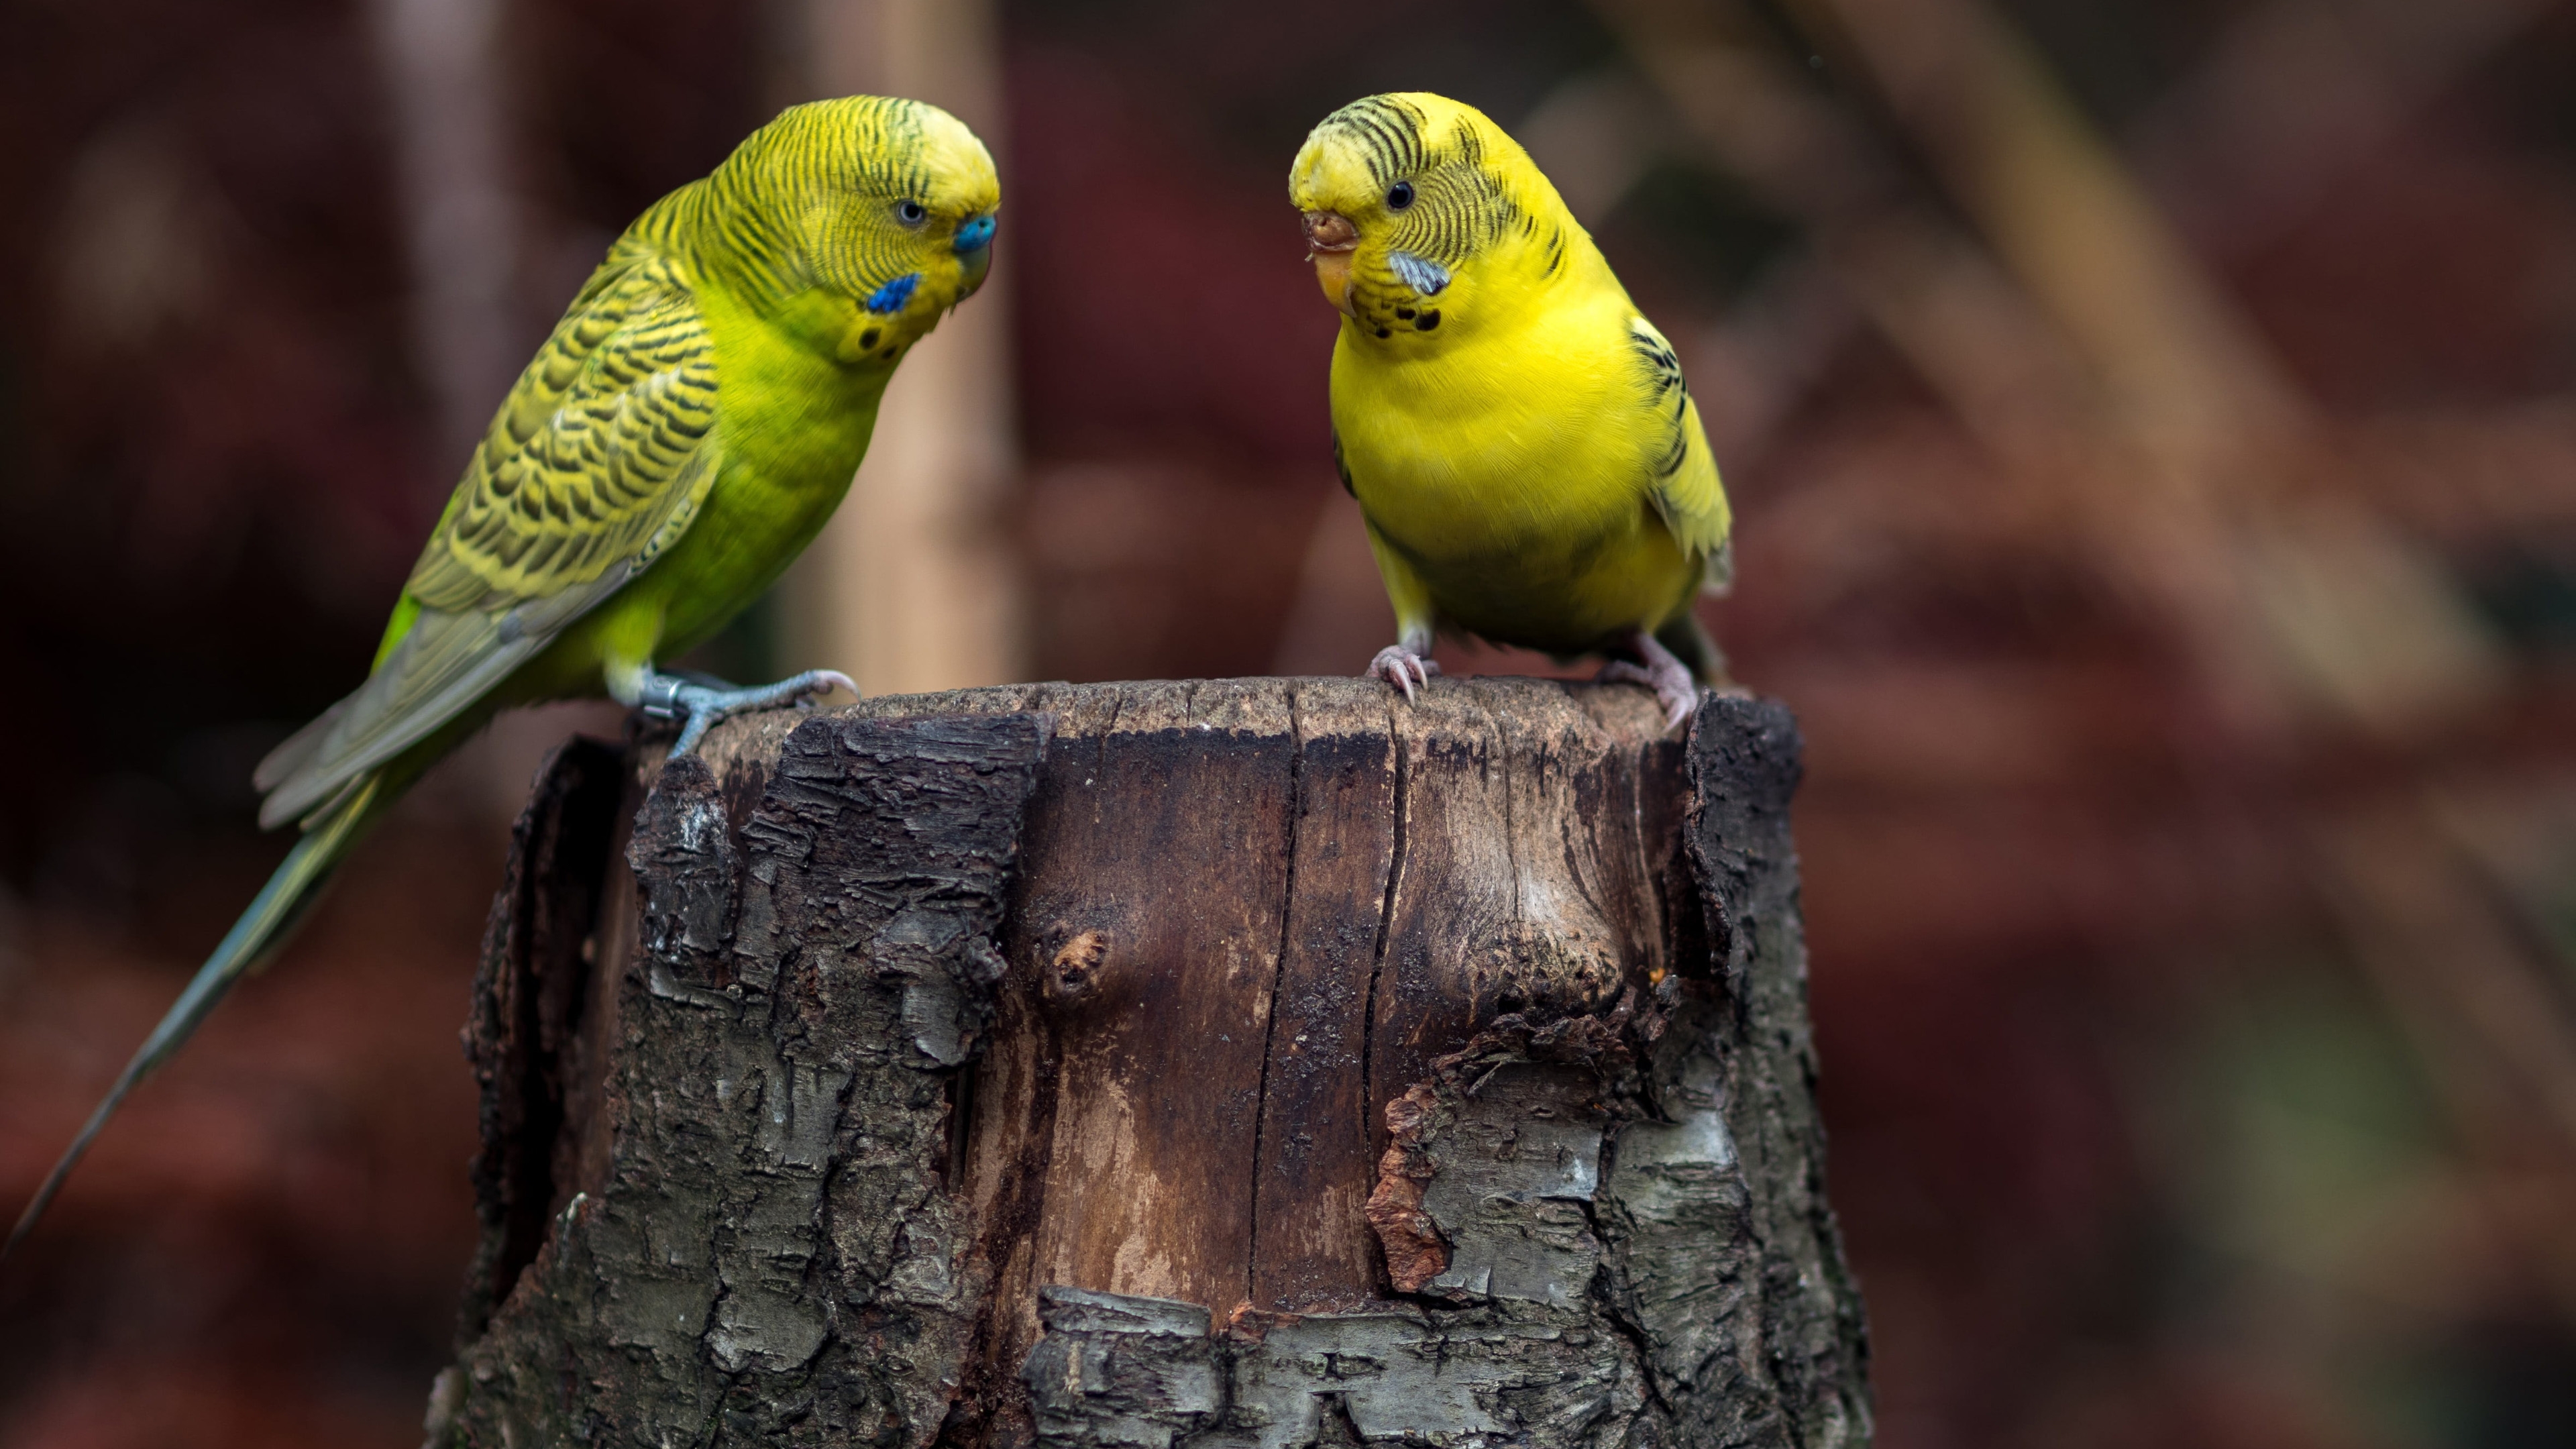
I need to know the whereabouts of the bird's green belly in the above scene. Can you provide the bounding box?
[1352,421,1699,653]
[1394,513,1696,655]
[628,453,856,651]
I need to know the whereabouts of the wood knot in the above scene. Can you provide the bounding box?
[1366,1083,1450,1293]
[1047,929,1110,1001]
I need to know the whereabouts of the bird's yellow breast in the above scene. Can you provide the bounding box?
[1330,265,1697,652]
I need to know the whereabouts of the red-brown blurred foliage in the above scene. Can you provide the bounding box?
[10,1,2576,1447]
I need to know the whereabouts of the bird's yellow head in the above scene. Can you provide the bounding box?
[1289,93,1566,347]
[706,96,1001,364]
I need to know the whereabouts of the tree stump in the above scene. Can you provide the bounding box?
[429,678,1871,1449]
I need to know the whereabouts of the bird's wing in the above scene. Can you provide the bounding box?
[1627,316,1733,594]
[256,246,720,826]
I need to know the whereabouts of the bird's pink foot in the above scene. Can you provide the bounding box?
[1599,634,1700,731]
[1368,644,1441,703]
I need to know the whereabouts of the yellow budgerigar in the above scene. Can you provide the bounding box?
[1290,92,1732,726]
[7,95,999,1256]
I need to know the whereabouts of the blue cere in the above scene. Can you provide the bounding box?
[954,213,998,253]
[1389,250,1451,297]
[865,272,922,314]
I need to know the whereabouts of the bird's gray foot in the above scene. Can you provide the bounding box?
[1599,632,1699,731]
[639,667,858,756]
[1368,644,1440,703]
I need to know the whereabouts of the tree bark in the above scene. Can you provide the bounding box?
[427,678,1871,1449]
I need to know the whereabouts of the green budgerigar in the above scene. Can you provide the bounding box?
[7,95,1000,1254]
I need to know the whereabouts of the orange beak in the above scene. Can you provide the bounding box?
[1303,211,1357,317]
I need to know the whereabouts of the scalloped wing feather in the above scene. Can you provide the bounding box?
[256,248,720,827]
[1628,315,1732,592]
[407,252,718,610]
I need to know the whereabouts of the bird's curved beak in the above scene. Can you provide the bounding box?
[1303,211,1357,317]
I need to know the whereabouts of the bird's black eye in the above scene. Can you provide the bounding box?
[896,199,928,225]
[1385,181,1415,211]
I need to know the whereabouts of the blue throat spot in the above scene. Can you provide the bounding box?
[954,215,996,254]
[1389,250,1450,297]
[865,272,922,314]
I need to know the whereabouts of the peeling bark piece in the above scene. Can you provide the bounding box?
[1019,1287,1630,1449]
[1217,1309,1511,1449]
[1024,1287,1224,1448]
[435,682,1870,1449]
[1362,1084,1448,1294]
[1412,1065,1607,1307]
[629,752,738,999]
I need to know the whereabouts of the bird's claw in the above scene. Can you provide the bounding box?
[642,667,859,756]
[1368,645,1440,703]
[1599,652,1699,732]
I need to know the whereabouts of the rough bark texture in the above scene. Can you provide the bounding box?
[429,678,1870,1449]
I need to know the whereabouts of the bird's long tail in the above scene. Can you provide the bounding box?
[3,773,388,1261]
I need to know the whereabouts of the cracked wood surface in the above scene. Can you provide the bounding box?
[432,678,1870,1448]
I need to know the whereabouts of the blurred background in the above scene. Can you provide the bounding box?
[6,0,2576,1444]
